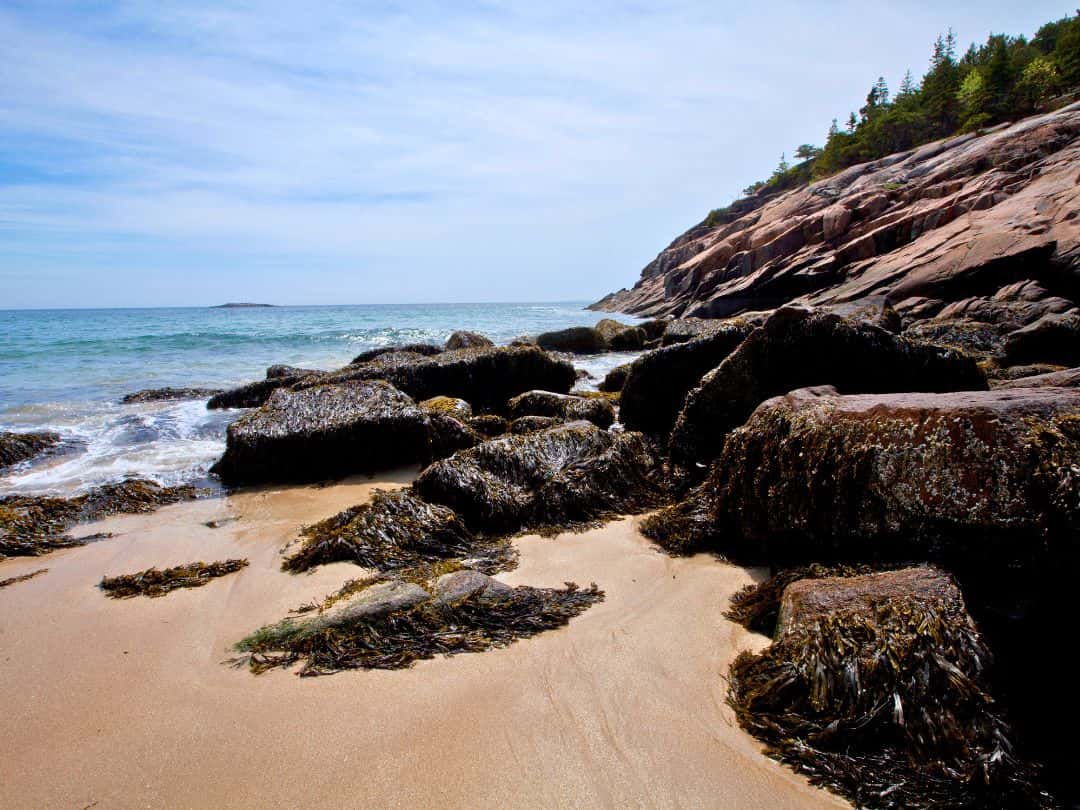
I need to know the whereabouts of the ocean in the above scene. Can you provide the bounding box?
[0,302,640,496]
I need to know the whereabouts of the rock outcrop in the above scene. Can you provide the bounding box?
[209,345,576,412]
[211,380,433,485]
[507,390,615,429]
[121,387,224,404]
[0,431,60,470]
[618,321,754,437]
[668,305,987,465]
[591,104,1080,336]
[445,331,493,350]
[646,385,1079,560]
[414,422,664,534]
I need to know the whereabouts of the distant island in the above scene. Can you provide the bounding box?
[213,302,275,308]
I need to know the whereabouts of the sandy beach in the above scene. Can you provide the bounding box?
[0,471,846,809]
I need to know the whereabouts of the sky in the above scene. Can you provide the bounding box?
[0,1,1072,308]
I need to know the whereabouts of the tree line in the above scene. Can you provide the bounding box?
[704,12,1080,227]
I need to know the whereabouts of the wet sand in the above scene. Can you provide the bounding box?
[0,472,846,809]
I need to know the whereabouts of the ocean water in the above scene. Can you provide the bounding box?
[0,303,641,496]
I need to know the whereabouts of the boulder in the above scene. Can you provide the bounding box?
[669,306,987,466]
[903,319,1009,363]
[419,396,473,421]
[648,386,1079,560]
[303,346,577,413]
[598,363,632,393]
[594,318,646,350]
[351,344,443,364]
[210,346,576,412]
[211,380,432,485]
[510,415,562,434]
[728,566,1042,809]
[1004,310,1080,366]
[433,569,513,604]
[426,412,481,459]
[414,422,664,534]
[507,390,615,429]
[121,387,224,403]
[445,331,493,351]
[287,581,432,640]
[466,414,509,437]
[620,321,753,437]
[0,431,60,470]
[535,326,607,354]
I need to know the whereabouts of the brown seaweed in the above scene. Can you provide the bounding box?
[100,559,248,598]
[727,571,1051,809]
[237,581,603,676]
[0,567,48,589]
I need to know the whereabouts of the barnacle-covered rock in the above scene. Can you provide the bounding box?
[415,422,665,534]
[0,431,60,469]
[445,330,493,350]
[619,321,753,437]
[669,306,987,466]
[507,390,615,429]
[648,386,1080,560]
[419,396,473,421]
[728,567,1049,809]
[211,380,432,485]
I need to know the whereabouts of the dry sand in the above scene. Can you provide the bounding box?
[0,472,847,809]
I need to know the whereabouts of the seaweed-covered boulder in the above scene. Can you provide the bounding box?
[466,414,509,437]
[351,343,443,364]
[307,346,576,413]
[729,567,1046,809]
[0,431,60,470]
[208,375,308,409]
[121,387,224,403]
[414,422,664,534]
[535,326,607,354]
[445,330,493,350]
[594,318,646,350]
[619,321,753,437]
[211,381,432,485]
[669,306,988,466]
[510,415,561,434]
[284,580,433,641]
[903,319,1009,363]
[507,390,615,429]
[649,386,1080,560]
[283,489,489,573]
[1004,310,1080,366]
[420,396,473,421]
[599,363,632,393]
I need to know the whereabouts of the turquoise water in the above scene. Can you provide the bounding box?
[0,303,640,495]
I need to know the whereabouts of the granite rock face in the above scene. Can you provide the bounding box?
[592,104,1080,328]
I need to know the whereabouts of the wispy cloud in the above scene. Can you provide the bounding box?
[0,0,1065,306]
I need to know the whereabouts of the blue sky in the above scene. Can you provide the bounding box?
[0,1,1072,308]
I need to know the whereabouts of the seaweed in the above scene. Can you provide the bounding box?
[100,559,248,598]
[727,571,1051,809]
[0,567,48,589]
[282,489,517,575]
[237,581,603,676]
[0,479,206,559]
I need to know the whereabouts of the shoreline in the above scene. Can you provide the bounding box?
[0,473,845,809]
